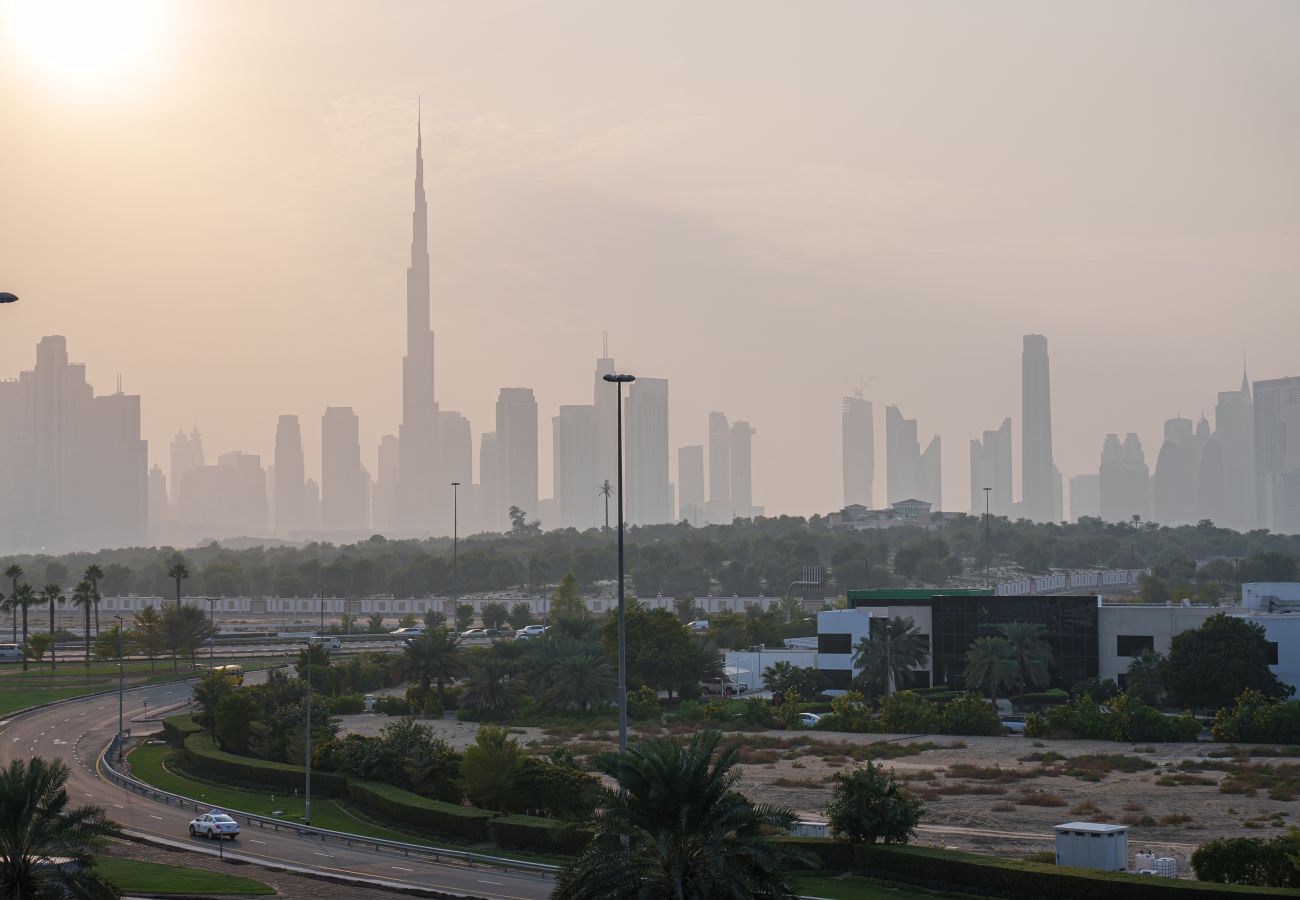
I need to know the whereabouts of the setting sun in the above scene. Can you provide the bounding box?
[4,0,164,85]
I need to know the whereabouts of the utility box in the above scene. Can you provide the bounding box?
[789,821,829,838]
[1054,822,1128,871]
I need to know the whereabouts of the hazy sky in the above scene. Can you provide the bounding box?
[2,1,1298,519]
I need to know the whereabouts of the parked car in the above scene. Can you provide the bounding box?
[698,677,747,696]
[1001,716,1027,735]
[389,626,425,638]
[189,811,239,840]
[687,620,710,632]
[0,643,21,661]
[515,625,547,640]
[798,712,823,727]
[460,628,488,639]
[482,628,506,639]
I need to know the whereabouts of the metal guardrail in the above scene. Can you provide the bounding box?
[98,737,559,878]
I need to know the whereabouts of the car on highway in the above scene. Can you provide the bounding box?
[482,627,508,639]
[389,626,425,638]
[189,811,240,840]
[460,628,488,639]
[306,635,342,649]
[515,625,547,640]
[0,643,21,661]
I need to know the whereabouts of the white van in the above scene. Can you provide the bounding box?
[0,644,20,661]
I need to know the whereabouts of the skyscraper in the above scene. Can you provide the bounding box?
[707,411,731,524]
[1069,473,1100,521]
[594,341,617,493]
[677,445,705,525]
[1153,417,1206,526]
[372,434,400,532]
[841,391,874,509]
[322,406,367,532]
[478,432,499,533]
[1214,371,1255,530]
[496,388,539,529]
[273,415,306,535]
[553,404,599,530]
[439,410,473,524]
[397,112,440,532]
[730,420,756,519]
[1254,375,1300,531]
[918,435,942,511]
[1099,433,1150,523]
[970,418,1012,516]
[1021,334,1056,522]
[169,427,204,510]
[626,378,671,526]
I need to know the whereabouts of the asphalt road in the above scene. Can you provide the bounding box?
[0,678,553,899]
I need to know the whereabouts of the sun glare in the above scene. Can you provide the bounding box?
[5,0,164,85]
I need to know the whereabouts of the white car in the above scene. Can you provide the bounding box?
[515,625,547,640]
[189,811,239,840]
[798,712,823,728]
[390,626,425,638]
[307,636,341,649]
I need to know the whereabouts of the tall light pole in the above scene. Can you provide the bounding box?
[451,482,460,624]
[113,615,124,762]
[602,372,635,753]
[983,487,992,588]
[318,582,324,634]
[206,598,217,664]
[304,639,313,826]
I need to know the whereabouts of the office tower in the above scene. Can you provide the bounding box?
[1021,334,1056,522]
[1197,437,1225,524]
[303,478,321,528]
[1069,473,1101,521]
[1153,417,1207,526]
[169,427,204,509]
[730,420,755,519]
[1254,376,1300,531]
[678,445,705,525]
[887,405,938,507]
[438,410,473,532]
[372,434,400,532]
[626,378,672,526]
[594,341,617,493]
[1214,371,1255,530]
[478,432,499,532]
[217,452,268,534]
[842,391,874,509]
[322,406,367,532]
[553,405,599,531]
[86,388,149,548]
[970,418,1012,516]
[397,113,440,532]
[147,464,169,527]
[707,411,731,523]
[496,389,538,528]
[176,452,267,536]
[273,415,306,535]
[1099,433,1151,522]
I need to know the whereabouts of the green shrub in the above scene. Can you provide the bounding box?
[673,699,705,723]
[939,693,1003,736]
[373,695,412,716]
[183,733,348,797]
[626,685,662,722]
[1025,695,1111,740]
[1192,831,1300,888]
[825,759,922,844]
[877,691,939,733]
[739,697,775,727]
[515,755,600,820]
[327,693,365,715]
[460,725,524,812]
[160,714,202,749]
[489,814,590,855]
[1214,691,1300,744]
[348,779,496,842]
[1022,688,1071,705]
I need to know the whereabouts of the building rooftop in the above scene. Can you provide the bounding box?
[1054,822,1128,834]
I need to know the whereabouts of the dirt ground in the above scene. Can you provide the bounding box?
[338,712,1295,876]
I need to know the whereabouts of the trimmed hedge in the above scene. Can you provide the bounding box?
[182,733,349,797]
[489,814,590,855]
[160,714,202,749]
[772,836,856,872]
[348,780,496,843]
[847,843,1300,899]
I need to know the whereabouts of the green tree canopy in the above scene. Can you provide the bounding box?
[1165,613,1291,710]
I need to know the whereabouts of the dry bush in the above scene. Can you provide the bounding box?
[1070,800,1103,816]
[1013,792,1067,807]
[1157,813,1194,826]
[1122,800,1146,812]
[946,764,1038,784]
[771,777,823,789]
[991,802,1016,812]
[1156,772,1216,787]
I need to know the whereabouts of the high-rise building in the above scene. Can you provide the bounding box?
[372,434,401,532]
[886,405,939,508]
[273,415,306,535]
[439,410,473,532]
[1255,375,1300,532]
[677,445,705,525]
[397,113,440,533]
[1069,473,1100,521]
[970,418,1012,516]
[478,432,499,533]
[1153,417,1207,526]
[842,391,874,509]
[1214,371,1255,531]
[707,411,731,523]
[169,427,204,509]
[1021,334,1056,522]
[626,378,672,526]
[496,389,538,529]
[593,345,618,492]
[553,404,600,531]
[322,406,367,532]
[1099,432,1150,523]
[918,435,942,511]
[730,420,756,519]
[147,464,169,530]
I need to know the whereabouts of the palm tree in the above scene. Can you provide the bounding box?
[396,629,462,710]
[39,585,61,671]
[83,565,103,636]
[599,479,613,531]
[554,730,812,900]
[852,615,930,696]
[4,564,21,642]
[458,657,521,715]
[0,756,120,899]
[998,622,1053,705]
[13,584,35,673]
[963,636,1015,703]
[546,650,615,712]
[166,559,189,608]
[131,605,164,674]
[71,582,94,668]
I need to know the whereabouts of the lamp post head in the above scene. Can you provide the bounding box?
[451,481,460,487]
[603,373,636,384]
[0,292,17,304]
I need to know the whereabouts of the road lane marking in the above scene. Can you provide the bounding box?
[150,815,163,820]
[391,866,413,872]
[479,880,505,886]
[249,839,266,844]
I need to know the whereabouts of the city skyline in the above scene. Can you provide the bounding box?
[2,2,1299,529]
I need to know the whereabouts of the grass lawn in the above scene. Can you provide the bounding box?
[95,858,274,895]
[794,874,980,900]
[0,686,111,717]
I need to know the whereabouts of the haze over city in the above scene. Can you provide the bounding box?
[3,0,1299,545]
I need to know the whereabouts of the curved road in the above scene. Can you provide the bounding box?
[0,679,552,899]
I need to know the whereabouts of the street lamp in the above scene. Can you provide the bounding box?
[318,582,325,635]
[304,637,313,827]
[206,598,217,664]
[0,293,17,304]
[451,482,460,624]
[113,615,124,762]
[983,487,992,588]
[602,372,635,753]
